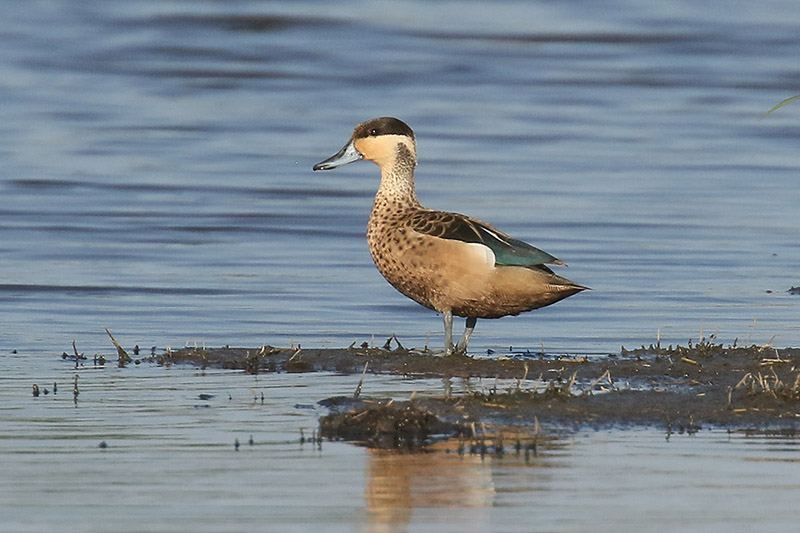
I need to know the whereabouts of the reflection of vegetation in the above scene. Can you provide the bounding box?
[764,95,800,116]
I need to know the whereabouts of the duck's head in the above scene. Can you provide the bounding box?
[313,117,416,172]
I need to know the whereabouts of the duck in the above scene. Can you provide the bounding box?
[313,117,587,356]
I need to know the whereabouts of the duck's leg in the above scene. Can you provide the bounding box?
[443,310,455,355]
[455,317,477,355]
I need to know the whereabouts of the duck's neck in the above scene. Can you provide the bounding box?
[374,143,420,208]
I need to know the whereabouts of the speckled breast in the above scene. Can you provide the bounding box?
[366,208,442,312]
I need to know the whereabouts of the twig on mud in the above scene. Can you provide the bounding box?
[104,328,131,367]
[729,372,752,406]
[354,361,369,398]
[762,334,777,349]
[565,371,577,394]
[71,341,80,369]
[561,356,589,364]
[760,348,786,365]
[287,348,302,362]
[531,373,543,394]
[582,369,614,397]
[729,367,800,405]
[258,345,277,356]
[383,334,405,351]
[513,362,530,394]
[545,371,577,398]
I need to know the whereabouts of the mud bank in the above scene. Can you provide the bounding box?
[142,339,800,444]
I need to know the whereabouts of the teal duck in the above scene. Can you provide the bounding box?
[314,117,587,355]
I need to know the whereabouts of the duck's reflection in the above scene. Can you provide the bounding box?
[364,437,550,531]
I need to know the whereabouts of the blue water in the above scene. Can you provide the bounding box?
[2,0,799,356]
[3,361,800,533]
[2,1,800,530]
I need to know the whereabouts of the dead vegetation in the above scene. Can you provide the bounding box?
[319,400,468,449]
[319,395,553,455]
[620,331,779,360]
[730,368,800,404]
[54,331,800,441]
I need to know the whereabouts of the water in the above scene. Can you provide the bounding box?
[3,363,800,533]
[2,1,800,530]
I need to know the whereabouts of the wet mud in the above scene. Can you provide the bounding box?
[138,338,800,446]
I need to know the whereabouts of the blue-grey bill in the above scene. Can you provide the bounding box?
[313,141,363,170]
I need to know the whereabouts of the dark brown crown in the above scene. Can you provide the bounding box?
[353,117,415,140]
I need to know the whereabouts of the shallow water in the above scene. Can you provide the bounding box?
[3,362,800,533]
[2,1,800,531]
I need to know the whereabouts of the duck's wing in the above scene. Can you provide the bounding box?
[407,210,565,267]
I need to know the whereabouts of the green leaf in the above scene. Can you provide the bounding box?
[764,95,800,117]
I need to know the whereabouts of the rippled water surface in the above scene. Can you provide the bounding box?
[3,363,800,533]
[2,1,800,531]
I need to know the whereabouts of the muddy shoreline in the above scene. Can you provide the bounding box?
[131,339,800,444]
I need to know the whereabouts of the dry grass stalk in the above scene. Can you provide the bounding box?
[582,369,615,397]
[353,361,369,398]
[730,368,800,404]
[104,328,131,367]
